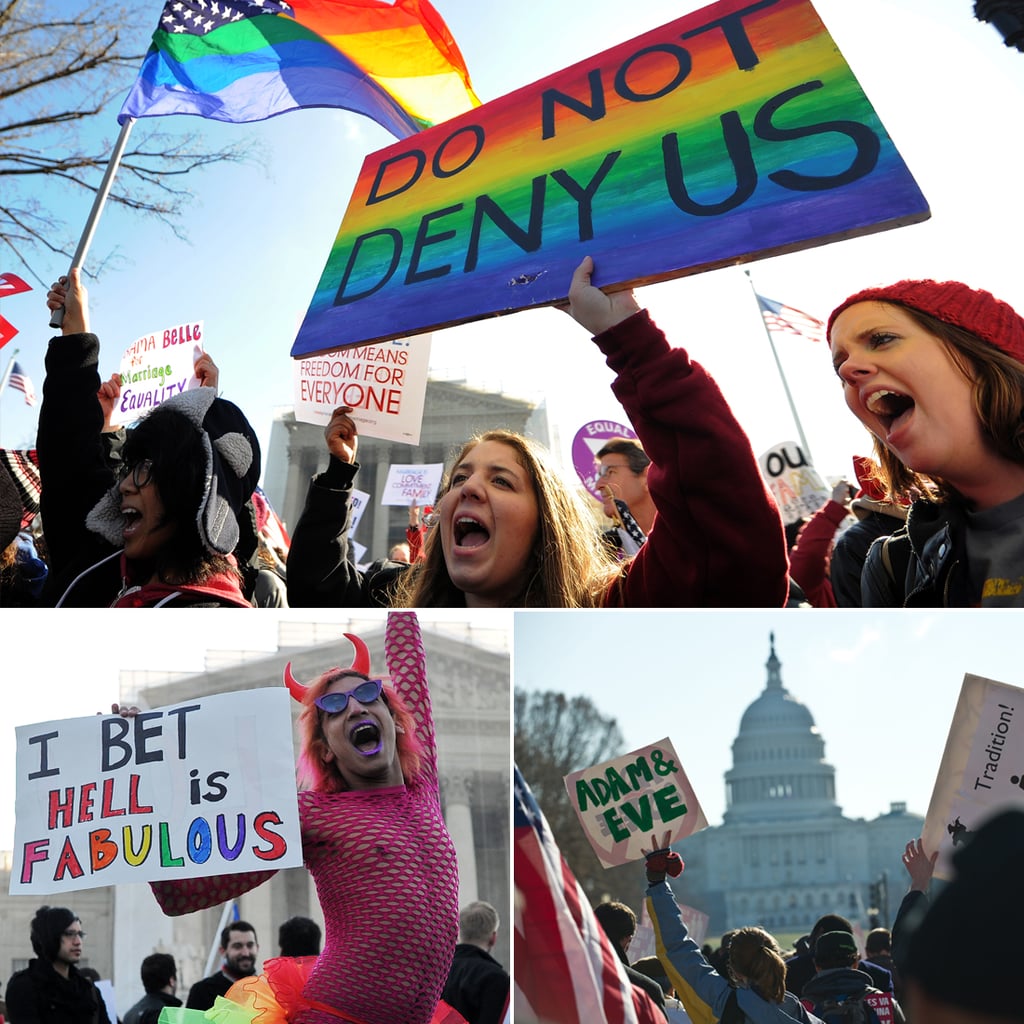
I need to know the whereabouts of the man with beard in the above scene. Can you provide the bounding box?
[185,922,259,1011]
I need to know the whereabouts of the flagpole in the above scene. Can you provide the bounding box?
[0,347,18,444]
[743,269,814,464]
[49,118,136,329]
[203,900,236,976]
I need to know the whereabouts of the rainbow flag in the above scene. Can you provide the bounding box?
[118,0,480,139]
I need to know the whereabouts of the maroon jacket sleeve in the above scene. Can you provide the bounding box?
[597,310,789,607]
[788,500,849,608]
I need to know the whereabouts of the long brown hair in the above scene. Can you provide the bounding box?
[728,927,787,1004]
[391,430,622,607]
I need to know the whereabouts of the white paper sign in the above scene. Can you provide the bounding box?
[923,673,1024,879]
[292,335,432,444]
[11,689,302,895]
[110,322,204,427]
[349,487,371,537]
[758,440,831,525]
[564,737,707,869]
[381,463,444,507]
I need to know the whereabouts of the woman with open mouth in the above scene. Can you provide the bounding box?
[147,612,460,1024]
[828,279,1024,606]
[287,256,790,608]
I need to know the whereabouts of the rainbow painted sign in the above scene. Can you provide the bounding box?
[291,0,929,357]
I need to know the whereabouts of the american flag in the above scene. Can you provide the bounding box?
[756,294,825,343]
[513,765,663,1024]
[8,361,35,406]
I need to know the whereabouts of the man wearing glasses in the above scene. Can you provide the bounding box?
[4,907,112,1024]
[595,439,656,559]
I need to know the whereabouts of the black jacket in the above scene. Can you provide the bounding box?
[861,501,969,606]
[4,959,112,1024]
[122,991,181,1024]
[185,973,233,1012]
[441,945,510,1024]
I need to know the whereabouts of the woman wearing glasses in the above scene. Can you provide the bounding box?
[40,270,260,606]
[149,612,459,1024]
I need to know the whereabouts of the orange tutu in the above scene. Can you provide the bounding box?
[158,959,467,1024]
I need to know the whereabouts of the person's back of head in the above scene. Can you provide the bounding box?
[729,927,787,1004]
[810,913,854,947]
[593,901,637,962]
[864,929,891,959]
[30,905,77,962]
[277,917,321,957]
[458,901,499,949]
[813,931,860,972]
[140,953,176,994]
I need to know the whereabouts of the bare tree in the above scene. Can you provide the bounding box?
[0,0,253,282]
[515,688,639,903]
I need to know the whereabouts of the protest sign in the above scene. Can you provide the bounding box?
[11,689,302,895]
[564,738,707,869]
[293,335,432,445]
[759,440,830,524]
[571,420,639,500]
[922,673,1024,879]
[349,486,371,536]
[291,0,928,356]
[110,321,204,427]
[381,463,444,507]
[632,899,709,960]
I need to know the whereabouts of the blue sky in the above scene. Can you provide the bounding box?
[1,0,1022,489]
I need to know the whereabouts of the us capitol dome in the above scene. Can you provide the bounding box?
[671,634,922,936]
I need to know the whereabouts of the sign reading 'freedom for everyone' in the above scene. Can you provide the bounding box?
[11,689,302,895]
[291,0,928,356]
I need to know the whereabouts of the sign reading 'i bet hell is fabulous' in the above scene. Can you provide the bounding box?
[291,0,929,356]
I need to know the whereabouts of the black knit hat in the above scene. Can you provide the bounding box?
[30,905,77,961]
[905,809,1024,1019]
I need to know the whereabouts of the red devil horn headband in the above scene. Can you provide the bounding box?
[284,632,372,702]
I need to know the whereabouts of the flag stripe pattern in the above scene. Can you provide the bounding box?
[9,362,35,406]
[514,764,662,1024]
[757,294,825,343]
[0,448,41,526]
[118,0,480,139]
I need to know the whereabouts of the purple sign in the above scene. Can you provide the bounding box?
[571,420,638,500]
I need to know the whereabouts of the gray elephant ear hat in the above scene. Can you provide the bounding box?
[86,387,261,556]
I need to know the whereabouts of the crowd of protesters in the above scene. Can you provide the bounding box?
[6,262,1024,608]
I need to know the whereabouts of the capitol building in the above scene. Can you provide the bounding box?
[671,635,922,937]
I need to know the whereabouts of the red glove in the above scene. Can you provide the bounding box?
[645,847,684,883]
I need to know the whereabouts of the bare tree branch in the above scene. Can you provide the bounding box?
[0,0,258,281]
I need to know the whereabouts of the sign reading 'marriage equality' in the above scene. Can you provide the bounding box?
[291,0,928,356]
[11,689,302,895]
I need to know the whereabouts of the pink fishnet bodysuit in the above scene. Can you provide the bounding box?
[150,612,460,1024]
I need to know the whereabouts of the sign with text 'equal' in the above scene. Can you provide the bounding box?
[564,738,707,869]
[291,0,928,356]
[922,673,1024,880]
[11,689,302,895]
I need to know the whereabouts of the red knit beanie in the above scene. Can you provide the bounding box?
[827,280,1024,364]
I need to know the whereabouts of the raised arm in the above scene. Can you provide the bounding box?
[385,611,437,775]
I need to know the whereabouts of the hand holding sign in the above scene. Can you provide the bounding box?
[564,256,641,336]
[46,271,89,336]
[97,373,123,432]
[642,830,684,883]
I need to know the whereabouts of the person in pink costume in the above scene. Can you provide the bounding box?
[149,611,460,1024]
